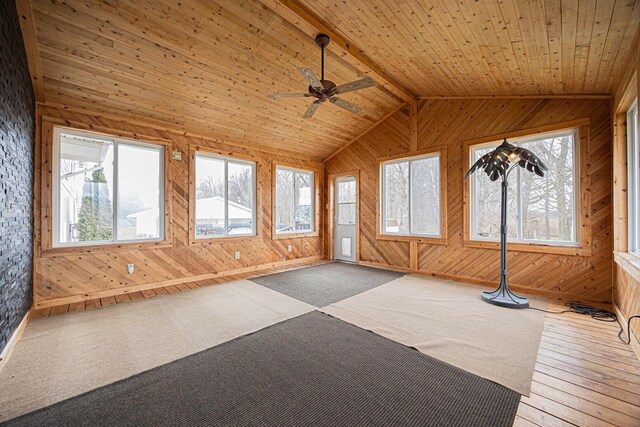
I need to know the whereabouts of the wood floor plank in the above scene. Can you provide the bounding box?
[84,299,101,310]
[67,301,85,312]
[532,371,640,420]
[520,393,617,427]
[49,305,68,316]
[140,289,156,299]
[100,296,117,307]
[516,401,577,426]
[128,291,145,302]
[529,381,640,426]
[114,293,131,303]
[30,307,52,319]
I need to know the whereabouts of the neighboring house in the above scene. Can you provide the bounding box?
[127,196,253,237]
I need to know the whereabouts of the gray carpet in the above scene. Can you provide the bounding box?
[2,311,520,427]
[250,262,404,306]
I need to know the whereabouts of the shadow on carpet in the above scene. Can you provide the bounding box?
[250,261,404,306]
[2,311,520,427]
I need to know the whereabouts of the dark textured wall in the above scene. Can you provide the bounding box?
[0,0,35,353]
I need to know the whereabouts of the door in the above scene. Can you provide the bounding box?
[334,176,357,262]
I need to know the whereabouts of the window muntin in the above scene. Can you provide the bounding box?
[628,98,639,255]
[381,153,441,237]
[194,152,256,239]
[53,127,164,247]
[470,128,579,245]
[275,166,315,234]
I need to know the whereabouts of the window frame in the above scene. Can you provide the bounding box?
[51,126,166,249]
[627,98,639,256]
[191,149,258,241]
[463,119,592,256]
[376,147,447,244]
[469,128,580,247]
[272,162,319,239]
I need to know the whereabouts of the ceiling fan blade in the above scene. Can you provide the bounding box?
[303,100,321,118]
[268,93,310,99]
[329,97,362,114]
[333,77,375,95]
[299,67,324,91]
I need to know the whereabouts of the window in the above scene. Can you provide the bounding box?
[194,152,256,238]
[381,152,441,237]
[628,98,639,255]
[469,128,578,245]
[53,128,164,246]
[275,166,315,234]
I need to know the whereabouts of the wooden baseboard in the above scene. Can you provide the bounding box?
[34,255,324,310]
[614,303,640,362]
[0,310,30,374]
[358,260,611,304]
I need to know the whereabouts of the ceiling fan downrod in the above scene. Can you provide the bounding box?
[315,33,330,81]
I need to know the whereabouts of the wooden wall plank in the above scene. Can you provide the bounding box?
[326,98,613,301]
[33,105,324,304]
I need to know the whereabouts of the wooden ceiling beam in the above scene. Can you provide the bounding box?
[258,0,416,103]
[16,0,45,102]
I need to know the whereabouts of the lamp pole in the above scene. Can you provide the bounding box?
[481,166,529,308]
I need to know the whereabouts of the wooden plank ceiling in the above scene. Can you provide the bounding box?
[24,0,404,160]
[22,0,640,159]
[298,0,640,96]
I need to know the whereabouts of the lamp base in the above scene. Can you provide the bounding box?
[481,288,529,309]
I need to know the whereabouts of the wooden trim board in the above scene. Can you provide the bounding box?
[0,310,30,374]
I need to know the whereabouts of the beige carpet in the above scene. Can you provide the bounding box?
[321,274,547,395]
[0,280,314,422]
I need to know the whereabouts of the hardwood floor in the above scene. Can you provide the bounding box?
[515,300,640,426]
[31,277,640,426]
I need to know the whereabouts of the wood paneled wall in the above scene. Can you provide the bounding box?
[325,98,613,302]
[612,28,640,352]
[33,104,324,308]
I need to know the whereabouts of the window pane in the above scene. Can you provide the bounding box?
[338,203,356,225]
[58,132,114,244]
[338,179,356,203]
[295,171,313,231]
[384,162,409,234]
[410,156,440,235]
[227,162,254,235]
[195,155,226,238]
[275,168,294,232]
[472,145,517,239]
[117,144,162,240]
[519,134,575,242]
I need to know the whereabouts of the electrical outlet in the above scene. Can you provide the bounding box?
[287,245,292,252]
[234,251,240,260]
[127,264,134,274]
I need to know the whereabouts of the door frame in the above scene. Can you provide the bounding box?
[328,170,360,262]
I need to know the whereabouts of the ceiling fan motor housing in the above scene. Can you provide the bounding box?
[309,79,337,100]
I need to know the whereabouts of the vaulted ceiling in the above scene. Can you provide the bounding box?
[18,0,640,160]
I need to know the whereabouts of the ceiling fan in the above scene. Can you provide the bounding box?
[268,34,376,118]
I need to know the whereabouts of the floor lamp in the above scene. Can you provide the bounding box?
[464,139,548,309]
